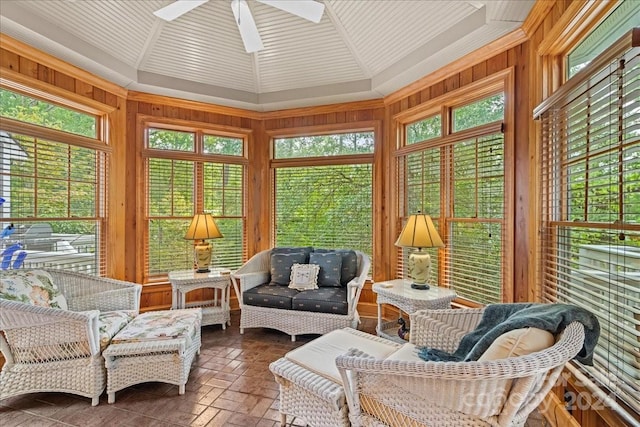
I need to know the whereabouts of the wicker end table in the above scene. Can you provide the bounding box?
[169,269,231,328]
[372,279,456,343]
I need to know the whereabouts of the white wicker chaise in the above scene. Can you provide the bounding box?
[335,308,587,427]
[0,269,142,406]
[231,248,370,341]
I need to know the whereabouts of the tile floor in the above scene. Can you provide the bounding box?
[1,313,549,426]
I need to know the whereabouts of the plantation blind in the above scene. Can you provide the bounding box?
[274,164,373,257]
[397,131,507,304]
[0,132,108,276]
[146,158,245,278]
[535,29,640,417]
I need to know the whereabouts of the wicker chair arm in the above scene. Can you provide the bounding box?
[270,357,346,410]
[0,300,101,363]
[338,322,584,380]
[409,308,484,350]
[233,249,271,276]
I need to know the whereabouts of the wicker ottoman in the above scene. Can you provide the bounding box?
[103,308,202,403]
[269,328,400,427]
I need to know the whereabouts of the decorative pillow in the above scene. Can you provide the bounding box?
[314,249,358,285]
[270,252,307,285]
[478,327,555,361]
[288,263,320,291]
[0,269,68,310]
[309,252,343,287]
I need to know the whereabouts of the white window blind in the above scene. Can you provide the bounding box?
[0,132,107,275]
[397,132,506,303]
[146,158,245,278]
[535,29,639,417]
[274,164,373,256]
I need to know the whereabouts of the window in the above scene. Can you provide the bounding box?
[406,115,441,145]
[536,29,639,416]
[272,131,374,260]
[144,124,246,280]
[567,0,640,78]
[0,88,106,275]
[397,86,511,304]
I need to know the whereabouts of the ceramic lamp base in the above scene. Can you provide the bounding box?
[193,241,212,273]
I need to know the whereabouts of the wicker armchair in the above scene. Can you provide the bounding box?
[0,269,142,406]
[336,308,586,427]
[232,249,370,341]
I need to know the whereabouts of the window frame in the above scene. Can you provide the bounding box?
[392,69,515,304]
[0,81,111,276]
[139,115,249,283]
[268,121,378,272]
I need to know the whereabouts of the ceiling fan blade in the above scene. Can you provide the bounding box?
[231,0,264,53]
[256,0,325,23]
[153,0,209,21]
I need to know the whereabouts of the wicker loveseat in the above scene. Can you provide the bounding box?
[231,247,370,341]
[0,269,142,406]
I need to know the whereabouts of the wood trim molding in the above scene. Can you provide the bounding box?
[521,0,557,38]
[0,34,127,97]
[260,99,385,120]
[536,0,618,56]
[384,29,526,105]
[0,68,117,114]
[540,391,582,427]
[127,91,262,120]
[392,68,513,123]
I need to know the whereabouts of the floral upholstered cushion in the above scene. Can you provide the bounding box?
[98,310,137,351]
[0,269,68,310]
[111,309,200,345]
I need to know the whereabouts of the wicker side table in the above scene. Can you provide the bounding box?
[169,269,231,328]
[373,279,456,343]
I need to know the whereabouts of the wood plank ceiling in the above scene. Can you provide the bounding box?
[0,0,535,111]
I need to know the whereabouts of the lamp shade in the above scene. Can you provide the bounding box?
[184,213,223,241]
[395,213,444,249]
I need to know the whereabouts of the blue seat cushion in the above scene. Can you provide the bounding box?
[243,283,298,309]
[292,288,348,314]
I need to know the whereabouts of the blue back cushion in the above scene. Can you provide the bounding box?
[309,252,343,287]
[270,252,307,285]
[272,246,313,262]
[314,249,358,285]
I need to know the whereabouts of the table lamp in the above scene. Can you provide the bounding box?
[184,213,223,273]
[395,213,444,290]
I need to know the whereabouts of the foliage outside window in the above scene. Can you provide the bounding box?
[272,132,374,262]
[406,115,441,145]
[567,0,640,78]
[0,88,105,275]
[274,132,374,159]
[453,93,504,132]
[145,126,245,280]
[537,31,640,416]
[398,91,508,304]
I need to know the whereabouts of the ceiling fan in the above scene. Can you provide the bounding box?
[153,0,325,53]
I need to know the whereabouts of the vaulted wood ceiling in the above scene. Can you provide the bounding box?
[0,0,535,111]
